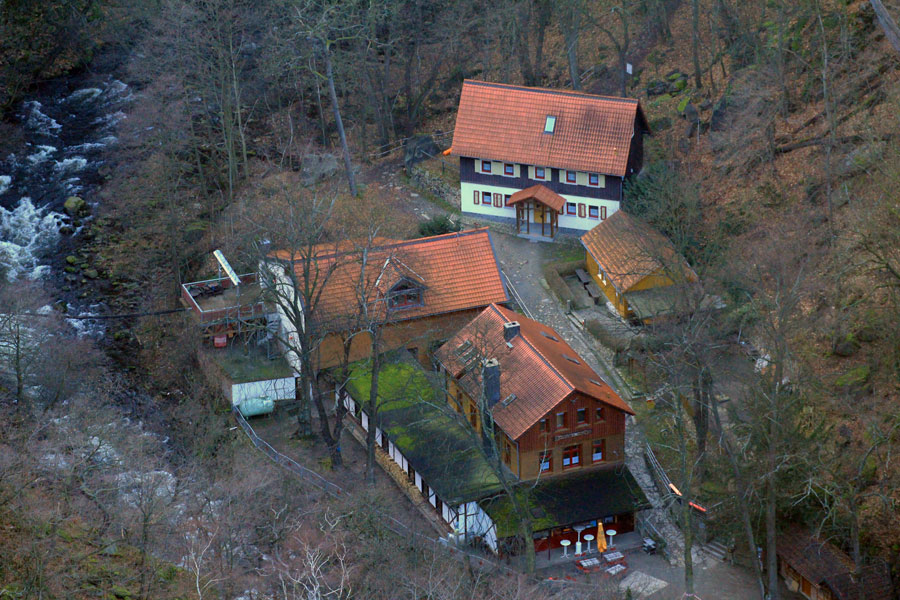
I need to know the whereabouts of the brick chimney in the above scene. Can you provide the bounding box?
[482,358,501,408]
[503,321,520,342]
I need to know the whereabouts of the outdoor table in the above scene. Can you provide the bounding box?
[605,529,617,548]
[576,557,602,573]
[575,268,592,286]
[560,539,572,558]
[584,534,595,553]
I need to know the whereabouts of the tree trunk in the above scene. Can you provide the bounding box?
[294,373,313,438]
[365,332,381,486]
[312,381,342,468]
[712,403,767,600]
[870,0,900,54]
[321,42,357,196]
[682,497,695,596]
[692,0,703,89]
[766,429,780,600]
[564,23,581,90]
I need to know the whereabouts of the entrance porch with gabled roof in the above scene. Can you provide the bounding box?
[508,184,566,240]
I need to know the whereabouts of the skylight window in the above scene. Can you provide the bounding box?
[589,378,605,387]
[562,354,580,365]
[544,115,556,133]
[539,331,559,342]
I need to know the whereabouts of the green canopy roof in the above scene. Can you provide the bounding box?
[479,464,650,538]
[346,361,503,505]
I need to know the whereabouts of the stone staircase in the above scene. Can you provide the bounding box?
[703,539,730,562]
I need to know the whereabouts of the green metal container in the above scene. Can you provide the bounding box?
[238,396,274,417]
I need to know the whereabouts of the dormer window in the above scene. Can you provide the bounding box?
[544,115,556,133]
[387,279,423,309]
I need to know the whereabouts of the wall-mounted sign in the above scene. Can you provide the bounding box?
[554,428,591,442]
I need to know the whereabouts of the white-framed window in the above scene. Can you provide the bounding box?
[566,170,577,184]
[503,163,515,176]
[588,173,601,186]
[535,166,546,180]
[481,160,492,173]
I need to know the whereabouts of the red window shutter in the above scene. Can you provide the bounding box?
[601,206,607,219]
[493,193,502,207]
[473,190,480,205]
[578,203,586,218]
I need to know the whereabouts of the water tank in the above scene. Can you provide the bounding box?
[238,396,274,417]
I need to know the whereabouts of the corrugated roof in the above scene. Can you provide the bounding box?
[580,210,697,292]
[451,80,647,177]
[508,184,567,212]
[271,228,509,329]
[435,304,633,441]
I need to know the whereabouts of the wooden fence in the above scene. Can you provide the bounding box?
[367,130,453,160]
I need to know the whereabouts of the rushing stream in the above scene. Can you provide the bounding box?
[0,76,132,333]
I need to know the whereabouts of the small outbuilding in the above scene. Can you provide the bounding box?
[776,526,893,600]
[580,211,697,322]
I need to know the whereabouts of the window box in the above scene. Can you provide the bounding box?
[504,163,515,176]
[481,160,492,173]
[589,206,599,219]
[535,166,546,180]
[566,202,577,215]
[562,444,581,469]
[566,170,577,184]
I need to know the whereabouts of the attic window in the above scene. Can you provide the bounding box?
[455,339,473,356]
[387,279,423,309]
[501,394,517,407]
[562,354,581,365]
[539,331,559,342]
[589,378,605,387]
[544,115,556,133]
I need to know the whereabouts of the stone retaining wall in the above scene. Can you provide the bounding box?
[409,165,460,208]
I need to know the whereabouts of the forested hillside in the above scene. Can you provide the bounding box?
[2,0,900,598]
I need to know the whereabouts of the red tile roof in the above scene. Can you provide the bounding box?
[508,184,567,212]
[272,228,508,328]
[580,210,697,292]
[451,80,647,177]
[435,304,633,441]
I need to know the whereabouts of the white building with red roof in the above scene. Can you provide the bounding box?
[450,80,649,238]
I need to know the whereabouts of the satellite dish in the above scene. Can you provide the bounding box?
[213,249,241,286]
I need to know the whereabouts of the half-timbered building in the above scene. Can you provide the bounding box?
[450,80,649,239]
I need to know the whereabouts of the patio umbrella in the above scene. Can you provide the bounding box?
[596,524,607,553]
